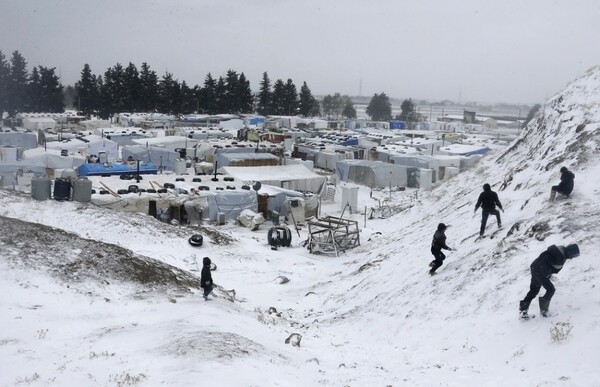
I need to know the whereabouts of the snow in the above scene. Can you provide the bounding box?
[1,66,600,385]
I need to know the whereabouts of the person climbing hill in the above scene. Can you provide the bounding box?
[429,223,452,275]
[474,183,503,237]
[519,243,580,319]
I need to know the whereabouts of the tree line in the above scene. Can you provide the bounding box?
[1,49,421,122]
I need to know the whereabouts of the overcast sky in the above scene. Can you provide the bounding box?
[2,0,599,104]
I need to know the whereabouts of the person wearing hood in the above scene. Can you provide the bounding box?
[429,223,452,275]
[550,166,575,201]
[474,183,503,237]
[519,243,580,319]
[200,257,214,300]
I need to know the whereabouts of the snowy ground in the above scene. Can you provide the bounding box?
[2,67,600,386]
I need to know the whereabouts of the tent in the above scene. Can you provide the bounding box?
[122,145,180,172]
[0,132,38,150]
[44,135,118,160]
[215,152,279,168]
[336,159,408,188]
[221,164,327,194]
[183,190,258,222]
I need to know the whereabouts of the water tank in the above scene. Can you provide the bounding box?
[31,177,52,201]
[73,178,92,202]
[53,178,71,201]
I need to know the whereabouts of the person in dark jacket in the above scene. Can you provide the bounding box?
[550,166,575,201]
[474,183,503,237]
[429,223,452,275]
[519,243,580,318]
[200,257,214,300]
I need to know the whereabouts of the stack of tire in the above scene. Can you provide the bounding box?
[267,226,292,248]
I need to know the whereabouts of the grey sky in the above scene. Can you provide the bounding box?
[1,0,599,104]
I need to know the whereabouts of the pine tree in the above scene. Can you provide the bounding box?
[124,62,142,112]
[298,81,316,117]
[224,69,239,113]
[7,51,29,116]
[28,67,42,112]
[238,72,253,113]
[199,73,217,114]
[37,66,64,112]
[214,76,226,114]
[139,62,158,112]
[256,72,272,115]
[157,72,181,115]
[271,79,285,115]
[366,92,392,121]
[283,79,298,115]
[179,80,195,114]
[75,64,100,117]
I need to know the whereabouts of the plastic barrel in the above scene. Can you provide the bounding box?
[73,178,92,202]
[53,178,71,201]
[31,177,52,201]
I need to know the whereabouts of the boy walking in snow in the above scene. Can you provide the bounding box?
[200,257,214,300]
[519,243,580,319]
[550,166,575,201]
[429,223,452,275]
[474,183,503,237]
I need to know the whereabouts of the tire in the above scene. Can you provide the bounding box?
[157,188,167,193]
[128,185,139,193]
[147,189,157,193]
[188,234,203,247]
[164,183,175,189]
[284,227,292,247]
[267,227,275,246]
[117,189,129,195]
[175,177,185,182]
[193,177,202,182]
[99,190,109,195]
[241,185,250,190]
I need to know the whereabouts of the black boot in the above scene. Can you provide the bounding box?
[539,297,550,317]
[519,300,530,319]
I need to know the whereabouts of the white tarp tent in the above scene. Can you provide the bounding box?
[122,145,180,172]
[0,132,38,150]
[336,159,408,188]
[0,148,85,186]
[183,190,258,222]
[221,164,327,194]
[44,135,118,160]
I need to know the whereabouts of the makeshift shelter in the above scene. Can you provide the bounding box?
[0,132,38,150]
[221,164,327,194]
[256,184,318,220]
[122,145,180,172]
[336,160,408,188]
[0,148,85,186]
[132,136,199,152]
[183,190,258,223]
[22,117,56,131]
[215,152,279,168]
[44,135,118,160]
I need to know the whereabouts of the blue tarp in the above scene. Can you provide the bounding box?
[78,162,158,176]
[389,120,407,129]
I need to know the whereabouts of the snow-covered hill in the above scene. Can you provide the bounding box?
[1,67,600,386]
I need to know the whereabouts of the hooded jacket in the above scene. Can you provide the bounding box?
[475,184,503,212]
[431,230,450,251]
[557,170,575,195]
[200,257,213,289]
[530,245,570,278]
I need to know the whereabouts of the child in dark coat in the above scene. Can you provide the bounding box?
[200,257,214,300]
[429,223,452,275]
[519,243,580,318]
